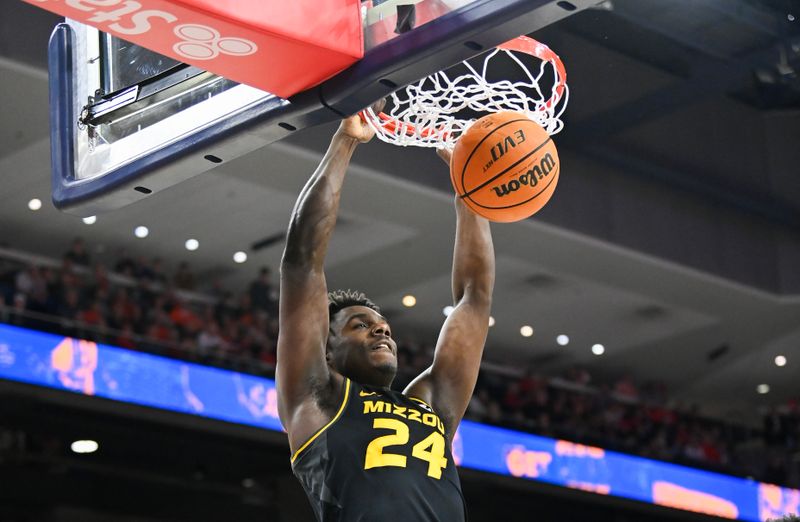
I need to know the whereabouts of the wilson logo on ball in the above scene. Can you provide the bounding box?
[491,153,557,198]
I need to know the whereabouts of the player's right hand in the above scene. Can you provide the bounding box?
[339,113,376,143]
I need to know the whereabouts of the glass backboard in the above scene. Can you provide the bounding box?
[47,0,598,215]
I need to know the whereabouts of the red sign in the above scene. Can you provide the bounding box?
[23,0,364,98]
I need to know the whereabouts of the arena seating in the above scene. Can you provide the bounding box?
[1,241,797,489]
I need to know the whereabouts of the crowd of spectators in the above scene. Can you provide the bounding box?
[0,238,797,488]
[0,238,280,372]
[466,369,799,488]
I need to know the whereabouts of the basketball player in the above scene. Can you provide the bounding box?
[276,109,495,521]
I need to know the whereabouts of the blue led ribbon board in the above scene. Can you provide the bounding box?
[0,322,797,521]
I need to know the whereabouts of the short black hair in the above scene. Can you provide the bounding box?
[328,289,380,321]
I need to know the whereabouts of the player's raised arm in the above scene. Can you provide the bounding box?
[276,114,375,450]
[405,148,496,438]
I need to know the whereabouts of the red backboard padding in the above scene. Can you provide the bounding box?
[24,0,364,98]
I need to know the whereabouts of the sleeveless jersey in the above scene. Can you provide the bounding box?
[291,378,466,522]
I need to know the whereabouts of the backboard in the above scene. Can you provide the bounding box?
[46,0,599,215]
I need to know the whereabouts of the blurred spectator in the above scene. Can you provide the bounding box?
[564,366,592,386]
[764,407,787,446]
[486,399,503,425]
[467,388,491,421]
[113,248,137,276]
[79,299,107,329]
[502,381,525,413]
[249,267,277,314]
[236,294,255,326]
[141,310,178,355]
[85,263,112,300]
[14,266,35,297]
[113,322,138,350]
[700,429,723,464]
[215,291,238,324]
[197,320,226,360]
[1,258,23,306]
[208,278,228,300]
[167,294,202,337]
[173,261,196,291]
[56,287,82,333]
[108,288,139,330]
[8,293,28,327]
[63,237,91,266]
[614,374,639,401]
[139,257,168,285]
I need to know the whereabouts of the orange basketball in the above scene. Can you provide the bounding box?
[450,111,560,223]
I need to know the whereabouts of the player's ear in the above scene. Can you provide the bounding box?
[325,338,334,364]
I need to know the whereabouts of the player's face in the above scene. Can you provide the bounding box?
[327,306,397,387]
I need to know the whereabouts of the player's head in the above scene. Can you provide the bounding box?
[326,289,397,387]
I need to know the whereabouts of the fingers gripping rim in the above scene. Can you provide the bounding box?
[361,35,569,148]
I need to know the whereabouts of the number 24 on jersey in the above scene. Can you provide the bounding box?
[364,418,448,479]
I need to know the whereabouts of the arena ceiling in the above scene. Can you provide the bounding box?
[0,0,798,421]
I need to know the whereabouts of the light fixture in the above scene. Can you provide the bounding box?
[756,384,770,394]
[134,226,149,238]
[591,344,605,355]
[442,306,454,317]
[233,251,248,263]
[402,295,416,307]
[488,316,495,327]
[27,198,42,211]
[82,216,97,225]
[520,325,534,337]
[775,355,787,367]
[556,334,569,346]
[70,440,99,454]
[185,239,199,251]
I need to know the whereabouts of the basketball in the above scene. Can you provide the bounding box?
[450,111,560,223]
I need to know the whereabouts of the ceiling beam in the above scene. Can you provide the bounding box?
[563,6,798,143]
[555,0,800,226]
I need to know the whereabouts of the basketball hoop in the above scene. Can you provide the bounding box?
[361,35,568,149]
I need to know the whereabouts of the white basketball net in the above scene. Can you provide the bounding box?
[362,36,569,149]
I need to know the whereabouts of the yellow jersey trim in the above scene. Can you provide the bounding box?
[291,378,351,463]
[408,396,435,412]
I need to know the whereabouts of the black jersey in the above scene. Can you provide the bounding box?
[291,378,466,522]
